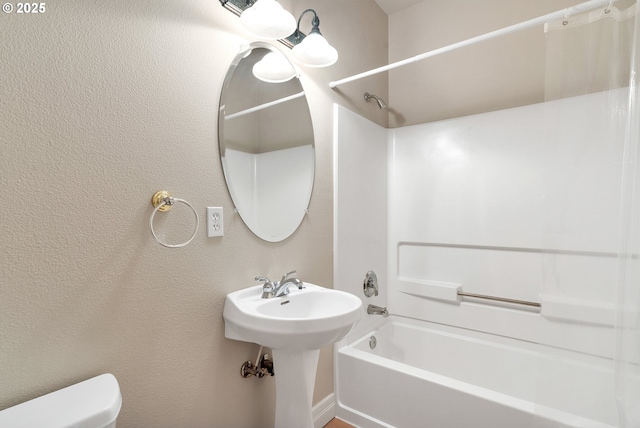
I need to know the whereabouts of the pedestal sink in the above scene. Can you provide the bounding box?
[223,282,362,428]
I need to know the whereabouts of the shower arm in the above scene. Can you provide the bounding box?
[364,92,386,109]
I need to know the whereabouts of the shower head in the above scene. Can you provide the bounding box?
[364,92,386,109]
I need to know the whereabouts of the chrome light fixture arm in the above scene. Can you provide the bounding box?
[288,9,320,44]
[289,8,338,68]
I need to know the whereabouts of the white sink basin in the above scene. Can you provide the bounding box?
[223,282,362,428]
[223,282,362,350]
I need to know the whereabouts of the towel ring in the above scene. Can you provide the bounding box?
[149,190,199,248]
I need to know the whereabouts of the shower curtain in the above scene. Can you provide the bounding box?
[545,3,635,100]
[613,3,640,425]
[542,2,639,426]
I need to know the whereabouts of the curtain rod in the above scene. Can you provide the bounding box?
[329,0,615,89]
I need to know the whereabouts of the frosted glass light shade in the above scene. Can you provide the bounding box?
[291,33,338,68]
[252,52,296,83]
[240,0,296,40]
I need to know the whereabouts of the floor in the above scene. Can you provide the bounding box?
[324,418,355,428]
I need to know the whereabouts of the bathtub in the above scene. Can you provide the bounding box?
[335,317,617,428]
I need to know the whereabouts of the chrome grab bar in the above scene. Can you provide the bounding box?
[457,291,541,308]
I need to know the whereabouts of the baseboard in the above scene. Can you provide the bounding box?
[313,393,336,428]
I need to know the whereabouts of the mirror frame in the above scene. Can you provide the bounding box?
[218,42,315,242]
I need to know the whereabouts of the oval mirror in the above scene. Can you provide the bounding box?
[219,43,315,242]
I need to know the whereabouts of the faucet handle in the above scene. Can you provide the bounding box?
[257,276,275,298]
[280,270,297,282]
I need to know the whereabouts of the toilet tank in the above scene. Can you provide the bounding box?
[0,373,122,428]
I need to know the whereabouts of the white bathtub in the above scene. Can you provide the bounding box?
[335,317,618,428]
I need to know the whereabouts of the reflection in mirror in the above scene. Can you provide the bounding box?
[219,43,315,242]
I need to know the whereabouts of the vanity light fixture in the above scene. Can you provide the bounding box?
[289,9,338,68]
[219,1,338,67]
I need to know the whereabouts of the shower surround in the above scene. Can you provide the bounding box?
[333,87,626,426]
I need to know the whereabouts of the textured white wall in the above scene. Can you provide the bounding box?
[0,1,387,427]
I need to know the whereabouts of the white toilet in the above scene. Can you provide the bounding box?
[0,373,122,428]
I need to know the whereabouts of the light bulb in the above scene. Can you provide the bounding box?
[240,0,296,40]
[252,52,296,83]
[291,32,338,68]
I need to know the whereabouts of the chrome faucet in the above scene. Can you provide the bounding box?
[256,271,303,299]
[273,270,303,297]
[367,304,389,317]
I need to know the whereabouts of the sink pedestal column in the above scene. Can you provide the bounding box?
[271,349,320,428]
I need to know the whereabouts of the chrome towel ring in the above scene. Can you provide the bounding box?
[149,190,199,248]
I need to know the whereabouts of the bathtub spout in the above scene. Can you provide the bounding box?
[367,304,389,317]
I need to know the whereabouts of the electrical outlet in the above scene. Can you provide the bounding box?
[207,207,224,237]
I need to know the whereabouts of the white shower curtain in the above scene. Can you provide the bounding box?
[542,2,639,426]
[544,3,635,101]
[612,4,640,426]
